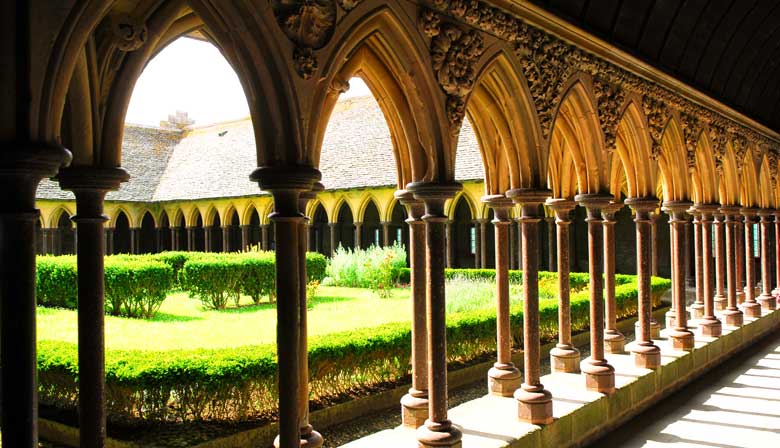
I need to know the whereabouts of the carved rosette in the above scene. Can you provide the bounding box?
[420,10,485,135]
[641,96,668,160]
[111,14,147,52]
[272,0,337,79]
[681,112,702,172]
[593,78,625,151]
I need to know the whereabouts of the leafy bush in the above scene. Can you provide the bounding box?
[398,267,591,289]
[37,255,174,319]
[327,244,406,296]
[37,270,671,424]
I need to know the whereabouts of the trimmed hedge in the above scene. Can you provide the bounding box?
[398,267,592,289]
[37,270,671,424]
[36,256,174,319]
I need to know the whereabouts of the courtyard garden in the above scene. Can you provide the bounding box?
[34,245,670,426]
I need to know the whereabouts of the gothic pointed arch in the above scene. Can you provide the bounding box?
[692,131,719,205]
[718,142,741,206]
[739,144,760,208]
[657,115,690,202]
[615,98,656,198]
[758,154,776,209]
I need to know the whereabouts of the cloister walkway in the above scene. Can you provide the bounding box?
[591,329,780,448]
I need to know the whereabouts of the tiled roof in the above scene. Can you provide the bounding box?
[36,95,485,202]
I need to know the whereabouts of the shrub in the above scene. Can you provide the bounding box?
[36,256,78,309]
[37,271,671,424]
[327,244,406,295]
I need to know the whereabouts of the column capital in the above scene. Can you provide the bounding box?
[327,222,338,228]
[482,194,513,221]
[601,201,623,222]
[719,205,742,218]
[251,165,321,218]
[56,166,129,193]
[693,203,719,218]
[545,198,576,221]
[507,188,551,220]
[407,181,461,218]
[758,208,775,220]
[740,207,759,220]
[662,200,694,220]
[395,189,425,220]
[574,193,612,220]
[625,197,659,212]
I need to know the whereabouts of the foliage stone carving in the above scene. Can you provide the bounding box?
[272,0,337,79]
[641,96,669,160]
[593,78,625,151]
[420,10,485,135]
[681,112,702,172]
[111,14,147,52]
[709,125,727,174]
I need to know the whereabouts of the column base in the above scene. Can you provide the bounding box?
[698,316,722,337]
[757,294,777,311]
[487,364,521,397]
[714,295,727,311]
[417,420,462,448]
[273,426,324,448]
[581,358,615,394]
[740,301,762,318]
[664,309,688,329]
[604,330,626,354]
[668,328,695,351]
[514,385,554,425]
[722,308,744,327]
[736,291,745,304]
[635,320,661,340]
[630,342,661,369]
[550,345,581,373]
[689,303,705,319]
[401,390,429,429]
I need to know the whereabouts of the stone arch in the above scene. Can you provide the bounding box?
[224,206,242,252]
[139,211,157,254]
[719,142,741,206]
[692,131,719,205]
[55,210,75,255]
[110,206,135,228]
[450,194,476,268]
[387,200,408,249]
[242,203,260,227]
[740,145,760,208]
[447,191,478,220]
[113,211,132,254]
[158,211,172,252]
[361,198,382,248]
[48,205,76,229]
[204,205,220,227]
[309,203,330,256]
[758,155,775,208]
[615,98,657,198]
[334,201,355,251]
[468,47,545,192]
[548,78,608,198]
[657,115,690,201]
[330,197,354,224]
[312,4,449,184]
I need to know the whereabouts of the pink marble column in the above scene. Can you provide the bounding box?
[396,190,429,428]
[664,202,695,351]
[713,212,728,310]
[602,202,626,354]
[721,207,744,327]
[546,216,556,271]
[479,218,488,269]
[689,207,705,319]
[483,195,521,396]
[758,210,777,310]
[626,198,662,369]
[741,208,761,318]
[775,210,780,295]
[735,214,745,304]
[575,193,616,393]
[696,205,722,337]
[651,211,660,277]
[508,188,554,424]
[410,182,462,448]
[546,199,580,372]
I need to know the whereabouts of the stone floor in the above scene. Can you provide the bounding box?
[589,326,780,448]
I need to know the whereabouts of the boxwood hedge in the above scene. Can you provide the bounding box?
[36,271,670,424]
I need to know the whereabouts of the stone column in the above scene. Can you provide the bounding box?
[220,226,229,252]
[354,222,362,250]
[409,181,462,448]
[328,223,337,257]
[241,225,251,251]
[602,202,626,354]
[155,228,164,253]
[626,198,662,369]
[508,189,554,424]
[689,207,705,319]
[473,219,483,268]
[664,201,695,351]
[294,185,323,447]
[396,190,429,428]
[575,194,616,392]
[546,199,579,372]
[58,168,127,448]
[0,145,69,447]
[445,220,454,268]
[509,217,518,270]
[381,221,391,247]
[483,195,520,396]
[186,227,195,251]
[721,207,744,327]
[251,166,319,448]
[735,214,745,303]
[204,226,212,252]
[479,218,488,269]
[713,212,727,310]
[684,218,693,286]
[546,216,555,271]
[651,211,659,277]
[696,205,722,337]
[171,228,180,251]
[261,224,270,251]
[775,210,780,295]
[741,208,761,317]
[130,227,140,254]
[758,210,777,310]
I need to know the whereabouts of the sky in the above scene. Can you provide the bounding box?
[126,37,371,127]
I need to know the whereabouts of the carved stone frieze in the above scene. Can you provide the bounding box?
[731,132,749,174]
[272,0,337,79]
[420,9,485,135]
[641,96,669,160]
[768,152,778,184]
[709,125,728,175]
[593,78,625,151]
[111,14,147,52]
[681,112,702,172]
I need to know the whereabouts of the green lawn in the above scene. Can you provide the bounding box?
[37,286,412,351]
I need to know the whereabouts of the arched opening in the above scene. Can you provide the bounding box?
[452,197,475,268]
[193,212,205,251]
[114,212,131,254]
[159,212,171,251]
[176,213,187,251]
[56,212,75,255]
[310,204,330,256]
[483,208,496,269]
[210,213,223,252]
[361,200,381,248]
[35,218,44,255]
[248,208,261,250]
[225,210,241,252]
[389,201,408,248]
[140,212,157,254]
[335,202,355,251]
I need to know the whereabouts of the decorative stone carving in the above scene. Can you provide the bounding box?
[681,112,702,172]
[593,78,625,151]
[709,125,728,174]
[336,0,362,11]
[111,14,147,52]
[731,132,749,174]
[420,10,485,135]
[641,96,669,160]
[272,0,337,79]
